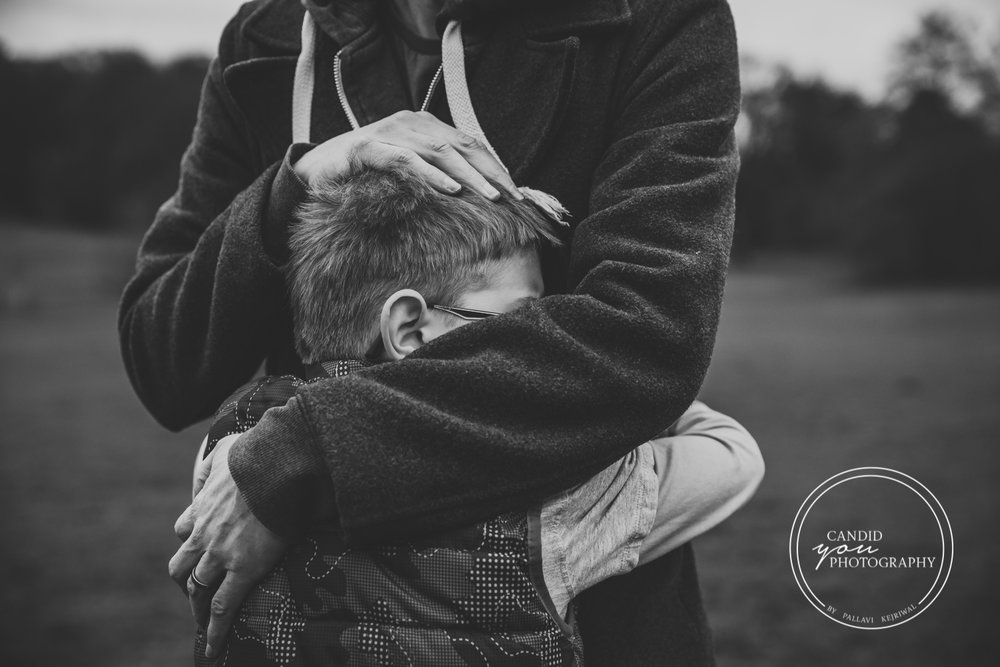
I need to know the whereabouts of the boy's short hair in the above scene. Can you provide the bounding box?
[288,166,563,363]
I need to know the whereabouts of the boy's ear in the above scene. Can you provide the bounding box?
[379,289,432,361]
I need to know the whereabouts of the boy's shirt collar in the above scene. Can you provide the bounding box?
[304,359,376,381]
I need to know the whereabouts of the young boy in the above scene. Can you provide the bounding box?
[191,166,763,666]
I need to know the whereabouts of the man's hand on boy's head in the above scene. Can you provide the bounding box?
[169,436,287,659]
[293,110,521,201]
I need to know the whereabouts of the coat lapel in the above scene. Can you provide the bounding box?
[448,0,631,183]
[466,28,579,184]
[223,56,298,163]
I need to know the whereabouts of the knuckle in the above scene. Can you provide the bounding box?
[349,136,372,154]
[370,121,392,137]
[210,597,229,618]
[390,149,415,165]
[457,133,482,151]
[427,140,452,155]
[345,141,372,169]
[386,111,411,128]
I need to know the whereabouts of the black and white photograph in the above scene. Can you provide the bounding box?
[0,0,997,665]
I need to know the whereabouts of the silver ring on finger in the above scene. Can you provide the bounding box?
[190,569,214,589]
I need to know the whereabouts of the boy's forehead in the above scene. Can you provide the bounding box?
[488,249,544,289]
[461,249,544,310]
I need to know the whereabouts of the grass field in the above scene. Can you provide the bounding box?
[1,223,998,666]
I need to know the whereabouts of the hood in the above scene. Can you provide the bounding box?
[242,1,629,53]
[439,0,541,20]
[301,0,563,42]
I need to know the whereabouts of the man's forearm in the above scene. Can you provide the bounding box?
[118,52,308,430]
[229,0,740,543]
[227,395,333,538]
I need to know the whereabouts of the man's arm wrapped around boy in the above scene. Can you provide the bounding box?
[228,0,741,543]
[117,5,308,432]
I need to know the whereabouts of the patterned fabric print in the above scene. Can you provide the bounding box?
[195,567,308,667]
[198,365,577,666]
[203,362,370,456]
[315,359,372,378]
[204,375,305,458]
[279,513,577,666]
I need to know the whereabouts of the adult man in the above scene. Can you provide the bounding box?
[120,0,740,663]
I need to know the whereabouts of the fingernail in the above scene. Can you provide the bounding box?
[514,190,525,200]
[446,179,462,193]
[484,185,501,200]
[205,644,215,659]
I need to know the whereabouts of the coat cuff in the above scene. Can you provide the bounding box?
[261,143,315,263]
[228,395,332,538]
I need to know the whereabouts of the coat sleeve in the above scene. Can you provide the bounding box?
[229,0,741,542]
[117,15,308,432]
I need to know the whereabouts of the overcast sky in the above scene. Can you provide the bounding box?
[1,0,997,98]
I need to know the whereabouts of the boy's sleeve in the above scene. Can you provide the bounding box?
[637,400,765,565]
[538,446,659,618]
[228,0,741,543]
[537,400,763,614]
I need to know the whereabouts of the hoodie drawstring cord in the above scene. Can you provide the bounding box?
[290,12,568,224]
[292,11,318,143]
[292,13,503,172]
[440,21,506,171]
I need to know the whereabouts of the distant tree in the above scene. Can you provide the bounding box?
[736,73,884,255]
[0,46,207,231]
[889,11,1000,134]
[851,89,1000,283]
[735,12,1000,283]
[850,11,1000,283]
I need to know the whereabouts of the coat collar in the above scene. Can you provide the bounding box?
[227,0,631,182]
[240,0,631,53]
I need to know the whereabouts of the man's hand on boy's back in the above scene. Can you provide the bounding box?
[169,437,286,660]
[294,110,521,202]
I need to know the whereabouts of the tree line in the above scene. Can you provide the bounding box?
[0,48,207,232]
[736,12,1000,282]
[1,12,997,282]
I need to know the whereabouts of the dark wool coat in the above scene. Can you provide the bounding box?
[118,0,740,664]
